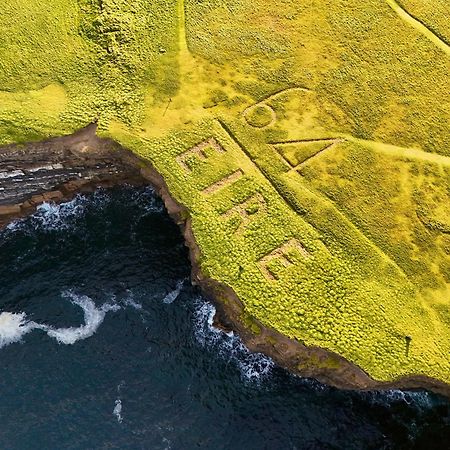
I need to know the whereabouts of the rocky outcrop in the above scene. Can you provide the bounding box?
[0,124,145,227]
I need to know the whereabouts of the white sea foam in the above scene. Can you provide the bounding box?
[161,437,172,450]
[16,190,113,233]
[1,194,92,237]
[32,197,87,231]
[113,382,125,423]
[5,220,24,234]
[193,298,274,382]
[405,390,434,408]
[122,291,143,310]
[362,387,435,411]
[162,279,185,304]
[0,312,37,348]
[113,399,123,423]
[1,186,164,239]
[44,292,120,345]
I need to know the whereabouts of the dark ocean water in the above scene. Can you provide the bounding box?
[0,186,448,450]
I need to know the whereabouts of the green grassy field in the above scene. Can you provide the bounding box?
[1,0,449,384]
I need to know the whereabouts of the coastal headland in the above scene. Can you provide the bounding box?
[1,0,449,394]
[1,124,448,398]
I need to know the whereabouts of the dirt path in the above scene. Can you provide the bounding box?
[178,0,189,55]
[386,0,450,57]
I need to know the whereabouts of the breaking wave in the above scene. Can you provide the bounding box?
[365,388,435,410]
[31,198,87,231]
[3,185,164,237]
[193,298,274,383]
[4,194,90,235]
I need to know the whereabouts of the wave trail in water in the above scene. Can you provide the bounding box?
[44,291,120,345]
[0,291,121,349]
[122,291,143,311]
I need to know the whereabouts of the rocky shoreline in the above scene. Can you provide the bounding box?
[0,124,145,228]
[1,125,449,399]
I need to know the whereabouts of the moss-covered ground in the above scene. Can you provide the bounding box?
[1,0,449,384]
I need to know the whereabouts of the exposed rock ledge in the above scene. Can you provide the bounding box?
[1,124,449,399]
[0,124,145,227]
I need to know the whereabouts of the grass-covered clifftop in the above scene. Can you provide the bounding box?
[1,0,449,385]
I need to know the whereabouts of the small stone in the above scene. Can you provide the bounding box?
[64,179,92,193]
[30,194,45,206]
[27,164,53,173]
[42,191,64,202]
[21,200,33,210]
[0,205,21,216]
